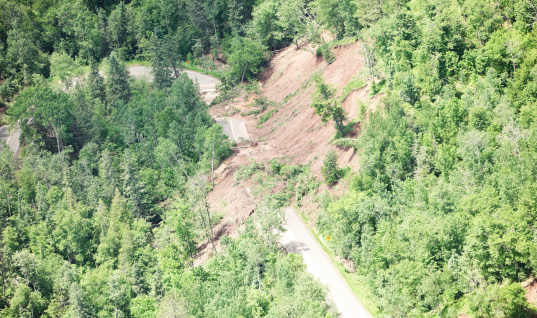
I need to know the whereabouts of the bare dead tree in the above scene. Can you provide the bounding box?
[498,122,527,159]
[360,42,377,81]
[506,38,523,73]
[463,131,487,165]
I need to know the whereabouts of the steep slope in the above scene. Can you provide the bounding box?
[200,40,383,260]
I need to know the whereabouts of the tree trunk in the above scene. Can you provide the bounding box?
[333,113,344,136]
[204,200,217,253]
[52,125,63,163]
[211,140,215,187]
[0,250,5,300]
[241,64,248,83]
[212,16,219,48]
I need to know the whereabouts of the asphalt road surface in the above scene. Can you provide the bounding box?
[215,118,250,143]
[0,125,20,154]
[4,67,221,155]
[7,64,369,317]
[126,67,219,104]
[280,208,372,318]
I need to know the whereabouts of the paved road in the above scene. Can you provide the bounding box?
[0,125,20,154]
[280,208,371,318]
[5,67,221,154]
[127,67,217,87]
[126,67,219,104]
[215,118,250,142]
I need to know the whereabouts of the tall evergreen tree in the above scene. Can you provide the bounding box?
[88,59,106,102]
[150,34,172,90]
[106,52,131,107]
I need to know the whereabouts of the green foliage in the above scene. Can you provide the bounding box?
[9,0,537,316]
[309,0,537,315]
[338,74,366,104]
[321,150,341,185]
[227,36,267,83]
[10,84,74,153]
[234,160,264,183]
[149,34,172,90]
[0,66,239,316]
[316,42,335,63]
[176,200,336,318]
[311,73,347,137]
[49,51,80,83]
[257,108,277,125]
[311,0,360,39]
[106,52,131,106]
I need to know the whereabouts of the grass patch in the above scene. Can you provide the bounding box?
[299,211,380,317]
[282,89,298,104]
[0,114,10,126]
[241,96,272,117]
[370,79,386,96]
[182,63,222,79]
[333,36,359,48]
[338,74,366,104]
[258,108,277,125]
[241,109,262,117]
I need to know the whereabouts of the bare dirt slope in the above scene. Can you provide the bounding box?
[196,41,383,263]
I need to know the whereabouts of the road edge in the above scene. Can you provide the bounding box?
[286,207,373,318]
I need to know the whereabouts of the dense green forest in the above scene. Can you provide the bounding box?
[0,0,342,317]
[4,0,537,316]
[316,0,537,316]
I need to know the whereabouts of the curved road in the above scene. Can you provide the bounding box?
[281,208,371,318]
[1,68,369,317]
[125,66,219,105]
[0,68,220,153]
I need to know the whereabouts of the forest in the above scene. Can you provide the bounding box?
[315,0,537,316]
[0,0,340,316]
[3,0,537,317]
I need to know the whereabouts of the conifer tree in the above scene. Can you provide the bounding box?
[87,58,106,102]
[150,34,172,90]
[106,52,131,107]
[310,73,346,137]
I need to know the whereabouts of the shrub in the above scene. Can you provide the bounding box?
[321,150,341,185]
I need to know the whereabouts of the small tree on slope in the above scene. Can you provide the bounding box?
[311,73,347,137]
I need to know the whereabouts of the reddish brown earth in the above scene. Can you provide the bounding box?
[195,41,383,264]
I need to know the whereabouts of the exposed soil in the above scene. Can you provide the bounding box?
[524,277,537,308]
[195,40,384,264]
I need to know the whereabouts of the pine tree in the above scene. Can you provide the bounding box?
[150,34,172,90]
[310,73,347,137]
[106,52,131,107]
[121,150,143,218]
[88,58,105,102]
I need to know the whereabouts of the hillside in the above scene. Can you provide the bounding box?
[199,41,382,260]
[4,0,537,317]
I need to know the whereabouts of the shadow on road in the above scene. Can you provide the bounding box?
[282,240,310,254]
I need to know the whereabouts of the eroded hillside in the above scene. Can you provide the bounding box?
[197,40,383,263]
